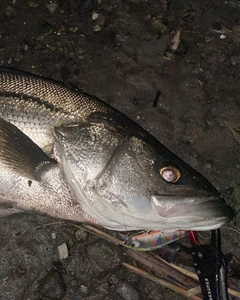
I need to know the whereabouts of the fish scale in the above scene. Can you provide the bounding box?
[0,69,109,149]
[0,94,74,149]
[0,70,105,114]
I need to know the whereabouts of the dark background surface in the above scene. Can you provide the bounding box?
[0,0,239,299]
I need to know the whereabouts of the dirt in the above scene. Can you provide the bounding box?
[0,0,239,299]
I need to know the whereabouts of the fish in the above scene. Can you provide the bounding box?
[0,67,235,232]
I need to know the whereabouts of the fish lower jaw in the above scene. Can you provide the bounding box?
[162,217,229,232]
[102,214,230,232]
[157,215,230,232]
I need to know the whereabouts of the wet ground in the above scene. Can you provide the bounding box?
[0,0,240,299]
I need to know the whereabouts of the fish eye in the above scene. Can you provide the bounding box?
[131,240,140,248]
[159,166,181,183]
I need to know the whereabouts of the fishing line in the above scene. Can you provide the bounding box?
[223,225,240,236]
[120,212,131,244]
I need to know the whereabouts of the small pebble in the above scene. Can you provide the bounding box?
[75,229,88,241]
[69,27,78,32]
[14,52,23,62]
[230,56,240,65]
[28,1,38,8]
[80,285,89,294]
[96,13,105,26]
[93,24,101,32]
[92,12,98,20]
[39,270,66,299]
[51,232,56,239]
[116,282,140,300]
[78,48,86,55]
[151,19,168,33]
[46,3,58,14]
[220,34,226,39]
[212,22,224,33]
[57,243,68,260]
[5,5,14,16]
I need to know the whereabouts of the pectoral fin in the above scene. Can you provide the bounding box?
[0,118,56,180]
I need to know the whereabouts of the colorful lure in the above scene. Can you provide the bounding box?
[124,230,186,251]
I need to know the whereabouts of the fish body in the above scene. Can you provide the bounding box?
[0,68,109,151]
[0,68,234,232]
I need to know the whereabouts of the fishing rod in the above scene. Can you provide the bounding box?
[189,229,229,300]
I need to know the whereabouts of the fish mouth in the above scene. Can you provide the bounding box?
[151,195,235,231]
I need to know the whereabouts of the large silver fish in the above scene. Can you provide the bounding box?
[0,68,234,231]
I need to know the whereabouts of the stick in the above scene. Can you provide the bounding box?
[75,224,125,246]
[163,30,181,60]
[126,248,197,289]
[158,256,240,298]
[123,262,202,300]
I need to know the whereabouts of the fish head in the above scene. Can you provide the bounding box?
[53,115,234,232]
[148,155,235,231]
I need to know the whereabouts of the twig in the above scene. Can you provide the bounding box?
[20,221,64,235]
[73,224,125,247]
[152,90,161,107]
[157,256,240,298]
[126,248,197,289]
[164,30,181,60]
[123,262,202,300]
